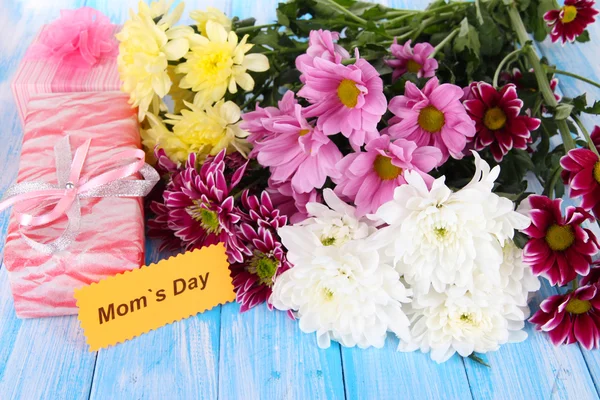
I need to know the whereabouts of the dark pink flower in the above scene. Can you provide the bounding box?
[582,263,600,286]
[386,39,438,81]
[522,195,599,286]
[530,284,600,349]
[500,68,560,103]
[561,132,600,218]
[266,179,321,224]
[147,200,185,252]
[544,0,598,44]
[463,82,540,162]
[228,191,291,312]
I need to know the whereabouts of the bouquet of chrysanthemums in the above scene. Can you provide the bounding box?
[117,0,600,363]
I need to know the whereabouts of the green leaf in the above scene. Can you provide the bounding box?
[576,30,591,43]
[478,14,504,56]
[468,353,491,368]
[584,100,600,115]
[554,103,574,120]
[454,18,481,56]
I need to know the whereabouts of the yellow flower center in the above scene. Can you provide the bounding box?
[406,59,423,73]
[191,43,233,80]
[337,79,361,108]
[593,162,600,184]
[418,105,445,133]
[561,5,578,23]
[460,313,475,324]
[323,288,335,301]
[565,298,592,314]
[484,107,507,131]
[248,252,279,287]
[321,236,336,246]
[299,129,311,136]
[545,224,575,251]
[374,155,402,180]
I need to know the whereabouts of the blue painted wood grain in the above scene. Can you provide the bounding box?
[0,1,599,399]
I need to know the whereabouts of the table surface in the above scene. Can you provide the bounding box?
[1,0,600,399]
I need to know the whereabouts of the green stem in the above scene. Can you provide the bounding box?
[544,165,562,199]
[236,24,278,33]
[572,113,600,156]
[241,76,275,110]
[547,68,600,90]
[572,279,579,291]
[492,46,526,88]
[263,45,308,55]
[322,0,367,25]
[429,27,460,58]
[507,4,576,151]
[384,2,468,27]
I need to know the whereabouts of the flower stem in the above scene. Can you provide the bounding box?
[546,68,600,90]
[506,4,576,151]
[429,27,460,58]
[492,46,526,89]
[544,164,562,199]
[384,2,468,27]
[572,113,600,156]
[572,279,579,291]
[236,24,278,34]
[262,45,308,55]
[321,0,367,25]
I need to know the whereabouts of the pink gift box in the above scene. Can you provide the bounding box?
[3,91,144,318]
[11,23,121,123]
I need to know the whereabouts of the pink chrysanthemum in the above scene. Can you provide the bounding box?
[298,54,387,150]
[463,82,540,162]
[251,98,343,193]
[156,151,248,261]
[561,128,600,218]
[333,135,442,216]
[530,284,600,349]
[228,191,291,312]
[386,39,438,81]
[266,178,321,224]
[147,200,185,252]
[296,29,350,78]
[522,195,599,286]
[387,77,476,165]
[544,0,599,44]
[241,91,297,146]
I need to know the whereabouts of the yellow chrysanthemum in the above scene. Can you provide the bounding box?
[167,66,195,114]
[190,7,232,35]
[176,21,270,108]
[163,100,251,162]
[116,1,191,120]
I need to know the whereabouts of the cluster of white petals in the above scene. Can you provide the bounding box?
[375,152,538,362]
[270,190,412,349]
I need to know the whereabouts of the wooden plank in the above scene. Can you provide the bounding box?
[218,302,346,400]
[0,2,99,400]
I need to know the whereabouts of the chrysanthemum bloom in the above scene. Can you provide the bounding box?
[241,91,298,146]
[296,30,350,77]
[561,146,600,218]
[530,284,600,349]
[190,7,232,35]
[386,39,438,81]
[544,0,599,44]
[271,226,412,349]
[463,82,540,162]
[177,21,269,108]
[298,55,387,150]
[163,100,250,162]
[228,191,291,311]
[253,101,343,193]
[334,135,442,216]
[159,151,247,257]
[388,78,476,165]
[117,1,191,119]
[167,66,195,114]
[522,195,599,286]
[376,152,530,294]
[267,179,321,224]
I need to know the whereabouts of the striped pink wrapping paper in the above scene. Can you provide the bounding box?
[11,24,121,123]
[3,92,145,319]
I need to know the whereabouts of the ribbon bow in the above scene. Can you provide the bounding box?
[0,136,159,254]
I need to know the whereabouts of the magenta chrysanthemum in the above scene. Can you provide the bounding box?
[228,191,291,312]
[544,0,598,44]
[386,39,438,81]
[296,29,350,78]
[333,135,442,216]
[298,54,387,150]
[463,82,540,162]
[250,93,342,193]
[530,284,600,349]
[388,77,476,166]
[522,195,599,286]
[500,68,560,102]
[266,178,321,224]
[561,128,600,218]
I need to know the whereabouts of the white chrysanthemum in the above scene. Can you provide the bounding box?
[498,240,540,309]
[271,229,412,349]
[302,189,377,247]
[375,152,528,294]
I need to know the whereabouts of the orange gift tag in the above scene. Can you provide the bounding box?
[74,244,234,351]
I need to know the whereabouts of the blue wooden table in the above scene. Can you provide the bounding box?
[1,1,600,399]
